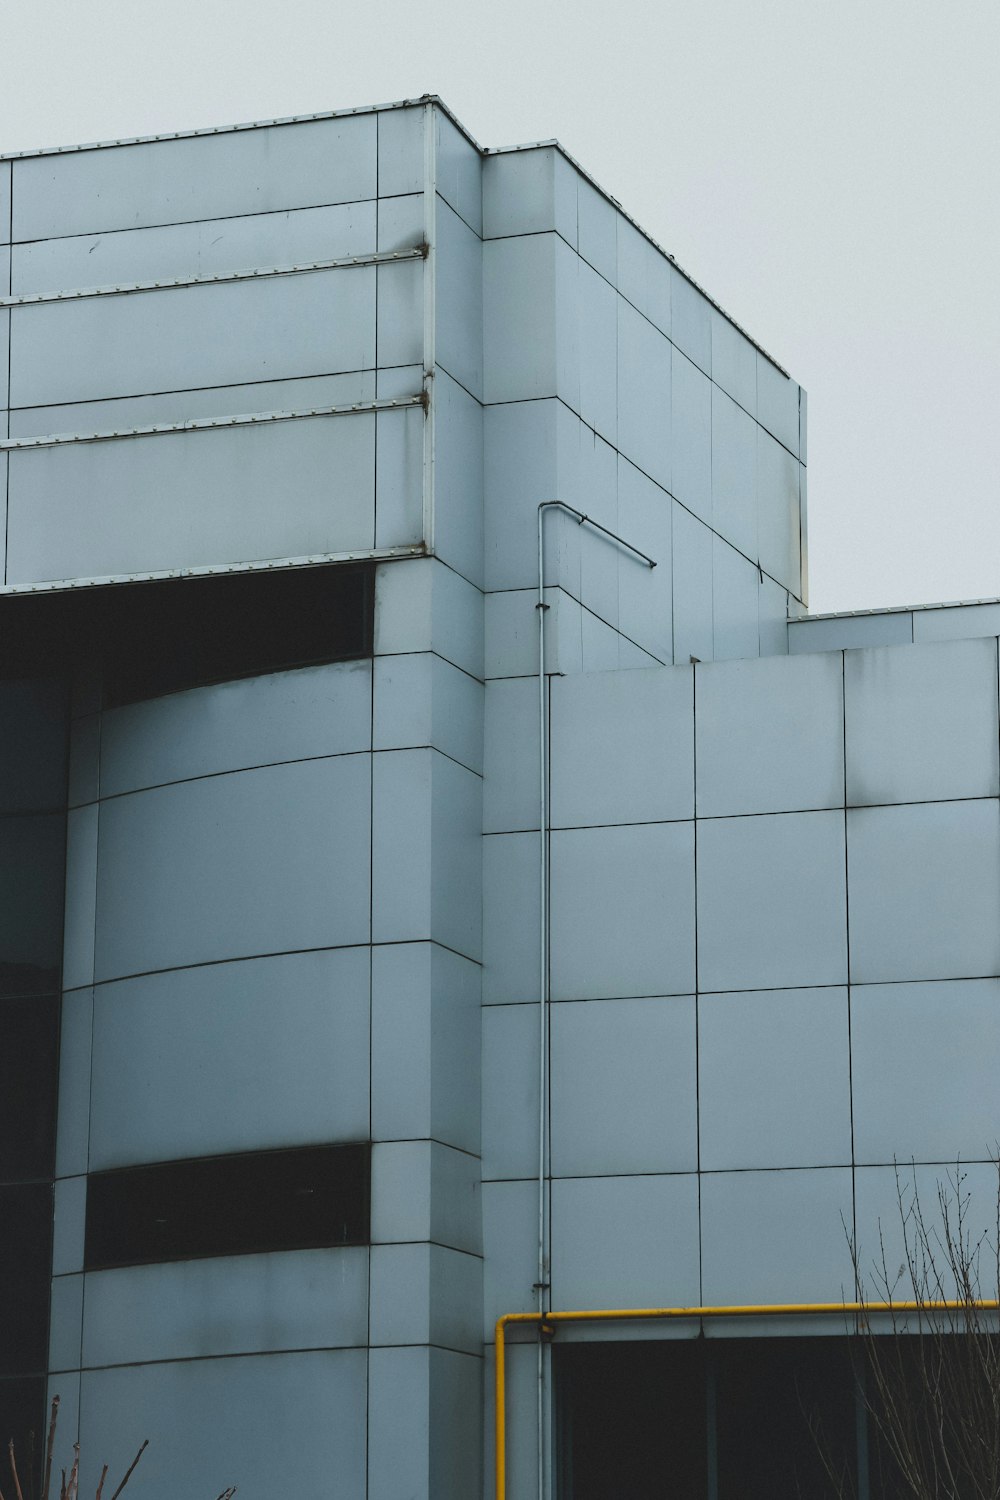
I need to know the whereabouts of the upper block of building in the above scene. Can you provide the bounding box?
[0,96,805,668]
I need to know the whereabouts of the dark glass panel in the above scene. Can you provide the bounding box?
[0,1183,53,1376]
[0,1376,45,1493]
[0,679,69,815]
[715,1336,857,1500]
[0,995,59,1180]
[0,562,374,705]
[556,1340,708,1499]
[0,815,66,998]
[85,1142,371,1270]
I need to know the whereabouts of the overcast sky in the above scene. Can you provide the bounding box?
[2,0,996,614]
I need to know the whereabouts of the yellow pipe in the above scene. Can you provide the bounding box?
[493,1299,1000,1500]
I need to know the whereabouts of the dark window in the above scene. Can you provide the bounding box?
[85,1143,371,1271]
[556,1340,707,1499]
[714,1337,857,1499]
[0,1183,53,1376]
[0,1376,45,1492]
[0,995,59,1180]
[0,679,69,815]
[0,815,66,998]
[0,562,374,706]
[557,1337,860,1500]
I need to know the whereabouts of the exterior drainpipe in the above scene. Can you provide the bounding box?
[534,502,656,1500]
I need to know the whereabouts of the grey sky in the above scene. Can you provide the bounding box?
[3,0,997,614]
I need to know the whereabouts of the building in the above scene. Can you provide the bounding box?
[1,95,997,1498]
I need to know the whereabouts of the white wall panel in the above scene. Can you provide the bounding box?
[376,257,423,368]
[617,455,673,663]
[49,1273,84,1373]
[371,748,482,959]
[79,1350,367,1500]
[89,948,370,1169]
[10,267,376,408]
[94,754,371,980]
[616,217,670,336]
[847,800,1000,984]
[550,1174,700,1311]
[377,105,423,198]
[757,426,801,595]
[11,201,377,298]
[711,385,756,562]
[375,402,423,547]
[482,1180,537,1338]
[9,370,377,441]
[788,612,913,654]
[672,504,714,664]
[671,346,711,524]
[0,162,9,241]
[845,638,1000,806]
[368,1346,482,1500]
[550,996,698,1175]
[369,1242,481,1354]
[483,399,560,592]
[12,114,377,240]
[7,414,376,585]
[701,1169,854,1314]
[483,235,557,403]
[616,299,671,492]
[699,988,852,1170]
[696,651,844,817]
[697,810,848,991]
[83,1249,369,1366]
[912,602,1000,643]
[370,942,480,1152]
[852,978,1000,1165]
[576,177,617,284]
[436,111,482,236]
[436,199,483,400]
[433,368,484,587]
[375,651,483,775]
[550,666,694,827]
[371,1140,480,1256]
[101,660,372,797]
[711,310,756,416]
[482,832,539,1003]
[482,676,538,833]
[550,822,696,999]
[757,356,800,457]
[712,536,759,661]
[482,147,576,244]
[670,272,711,376]
[481,1003,539,1181]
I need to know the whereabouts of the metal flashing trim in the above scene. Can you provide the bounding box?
[0,246,425,308]
[0,544,426,596]
[0,94,484,162]
[0,394,424,451]
[799,596,1000,622]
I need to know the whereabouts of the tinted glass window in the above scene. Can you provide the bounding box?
[0,815,66,998]
[0,995,59,1180]
[85,1143,371,1270]
[0,1376,45,1491]
[0,563,374,704]
[0,1184,53,1376]
[0,680,68,814]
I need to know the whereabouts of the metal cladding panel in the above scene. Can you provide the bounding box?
[79,1351,368,1500]
[9,267,377,408]
[11,114,378,240]
[0,162,9,241]
[10,200,379,297]
[9,370,378,440]
[5,413,380,584]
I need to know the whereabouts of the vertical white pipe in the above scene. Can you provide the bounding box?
[535,502,655,1500]
[421,101,437,555]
